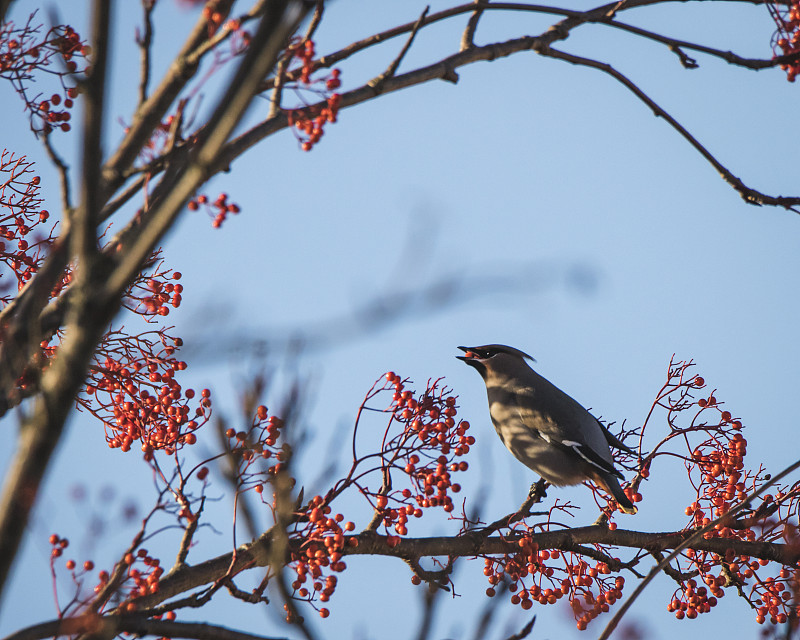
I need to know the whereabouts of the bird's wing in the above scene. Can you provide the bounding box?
[554,434,625,479]
[509,387,625,480]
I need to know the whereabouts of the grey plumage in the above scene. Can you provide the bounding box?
[457,344,637,514]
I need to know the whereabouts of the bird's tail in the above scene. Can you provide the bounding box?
[593,472,637,515]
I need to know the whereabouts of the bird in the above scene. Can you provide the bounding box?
[457,344,637,514]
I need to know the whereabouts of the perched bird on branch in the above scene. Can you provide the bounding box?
[457,344,637,514]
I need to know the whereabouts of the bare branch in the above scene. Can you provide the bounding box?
[75,0,111,262]
[136,0,156,107]
[221,25,799,213]
[538,45,800,211]
[503,617,536,640]
[3,615,289,640]
[460,0,488,51]
[367,6,430,93]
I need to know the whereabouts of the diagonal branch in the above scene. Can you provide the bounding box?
[537,45,800,211]
[0,0,114,604]
[367,6,430,93]
[100,0,237,193]
[136,0,156,107]
[3,614,290,640]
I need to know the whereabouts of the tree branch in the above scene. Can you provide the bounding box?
[537,45,800,211]
[461,0,488,51]
[3,614,290,640]
[121,518,800,616]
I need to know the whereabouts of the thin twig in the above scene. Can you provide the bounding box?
[503,617,536,640]
[302,0,324,41]
[137,0,156,107]
[268,53,290,119]
[41,133,72,213]
[368,6,430,93]
[174,497,204,569]
[102,0,237,192]
[460,0,487,51]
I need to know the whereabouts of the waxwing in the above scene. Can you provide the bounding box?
[457,344,637,514]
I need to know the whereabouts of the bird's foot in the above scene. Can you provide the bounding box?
[528,478,548,503]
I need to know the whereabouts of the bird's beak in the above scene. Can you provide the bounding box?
[456,346,480,362]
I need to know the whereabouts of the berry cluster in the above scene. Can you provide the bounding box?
[85,548,166,613]
[288,92,341,152]
[482,528,624,630]
[282,38,342,151]
[670,403,760,621]
[50,532,95,573]
[83,547,166,613]
[677,485,800,626]
[120,548,164,604]
[637,358,800,628]
[0,17,88,132]
[124,261,183,319]
[288,495,356,620]
[223,406,288,490]
[667,576,719,620]
[279,374,473,616]
[187,192,240,228]
[36,86,79,133]
[670,538,800,625]
[48,533,70,560]
[0,151,55,304]
[47,533,99,618]
[685,432,749,531]
[357,374,472,536]
[80,328,211,457]
[202,2,227,37]
[769,1,800,82]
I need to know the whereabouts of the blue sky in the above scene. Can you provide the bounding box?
[1,1,799,639]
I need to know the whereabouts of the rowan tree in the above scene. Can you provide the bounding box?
[0,1,798,640]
